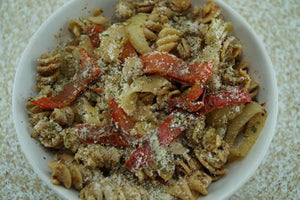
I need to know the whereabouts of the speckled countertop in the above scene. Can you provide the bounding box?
[0,0,299,199]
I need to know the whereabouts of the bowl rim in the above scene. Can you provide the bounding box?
[12,0,278,200]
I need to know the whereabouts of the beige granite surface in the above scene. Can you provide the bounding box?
[0,0,299,199]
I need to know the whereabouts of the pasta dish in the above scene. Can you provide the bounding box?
[26,0,267,199]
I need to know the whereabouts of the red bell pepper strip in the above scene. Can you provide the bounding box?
[32,48,102,109]
[158,113,185,147]
[124,143,152,170]
[88,25,104,48]
[76,124,129,147]
[186,83,205,101]
[203,88,252,114]
[189,61,214,84]
[120,41,137,64]
[109,98,135,134]
[168,83,205,112]
[140,52,214,84]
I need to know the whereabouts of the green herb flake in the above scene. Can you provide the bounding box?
[251,126,257,133]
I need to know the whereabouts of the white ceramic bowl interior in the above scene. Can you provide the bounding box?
[12,0,278,199]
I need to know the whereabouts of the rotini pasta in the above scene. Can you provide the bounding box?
[167,170,212,199]
[185,115,206,145]
[194,127,230,175]
[32,119,63,148]
[151,1,174,18]
[171,0,191,13]
[36,53,61,91]
[68,20,86,38]
[133,0,157,13]
[48,153,105,190]
[115,0,135,19]
[144,13,168,41]
[50,106,74,126]
[63,128,82,153]
[193,0,221,24]
[27,1,267,199]
[167,178,195,200]
[186,170,212,196]
[248,77,259,98]
[75,144,122,169]
[26,100,51,126]
[48,153,84,189]
[156,25,183,52]
[177,38,191,59]
[168,170,212,199]
[174,153,201,176]
[80,179,148,200]
[68,11,108,38]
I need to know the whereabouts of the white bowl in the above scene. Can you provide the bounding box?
[12,0,278,199]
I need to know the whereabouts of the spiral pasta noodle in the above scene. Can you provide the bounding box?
[142,1,174,47]
[68,10,108,38]
[63,128,82,153]
[151,0,174,18]
[48,153,106,189]
[219,37,249,89]
[133,0,157,13]
[185,115,206,145]
[134,166,174,183]
[221,67,249,88]
[193,0,221,24]
[26,100,51,126]
[36,53,61,90]
[50,106,74,127]
[236,62,251,89]
[32,119,64,148]
[87,14,109,26]
[220,36,243,68]
[248,77,259,98]
[48,153,85,190]
[171,0,191,13]
[167,178,194,200]
[144,13,168,42]
[167,169,212,200]
[174,153,201,176]
[186,170,212,196]
[80,180,148,200]
[220,36,234,62]
[177,38,191,59]
[156,25,183,52]
[115,0,134,19]
[194,127,230,175]
[75,144,122,169]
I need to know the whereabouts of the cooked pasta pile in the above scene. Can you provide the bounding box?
[27,0,267,199]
